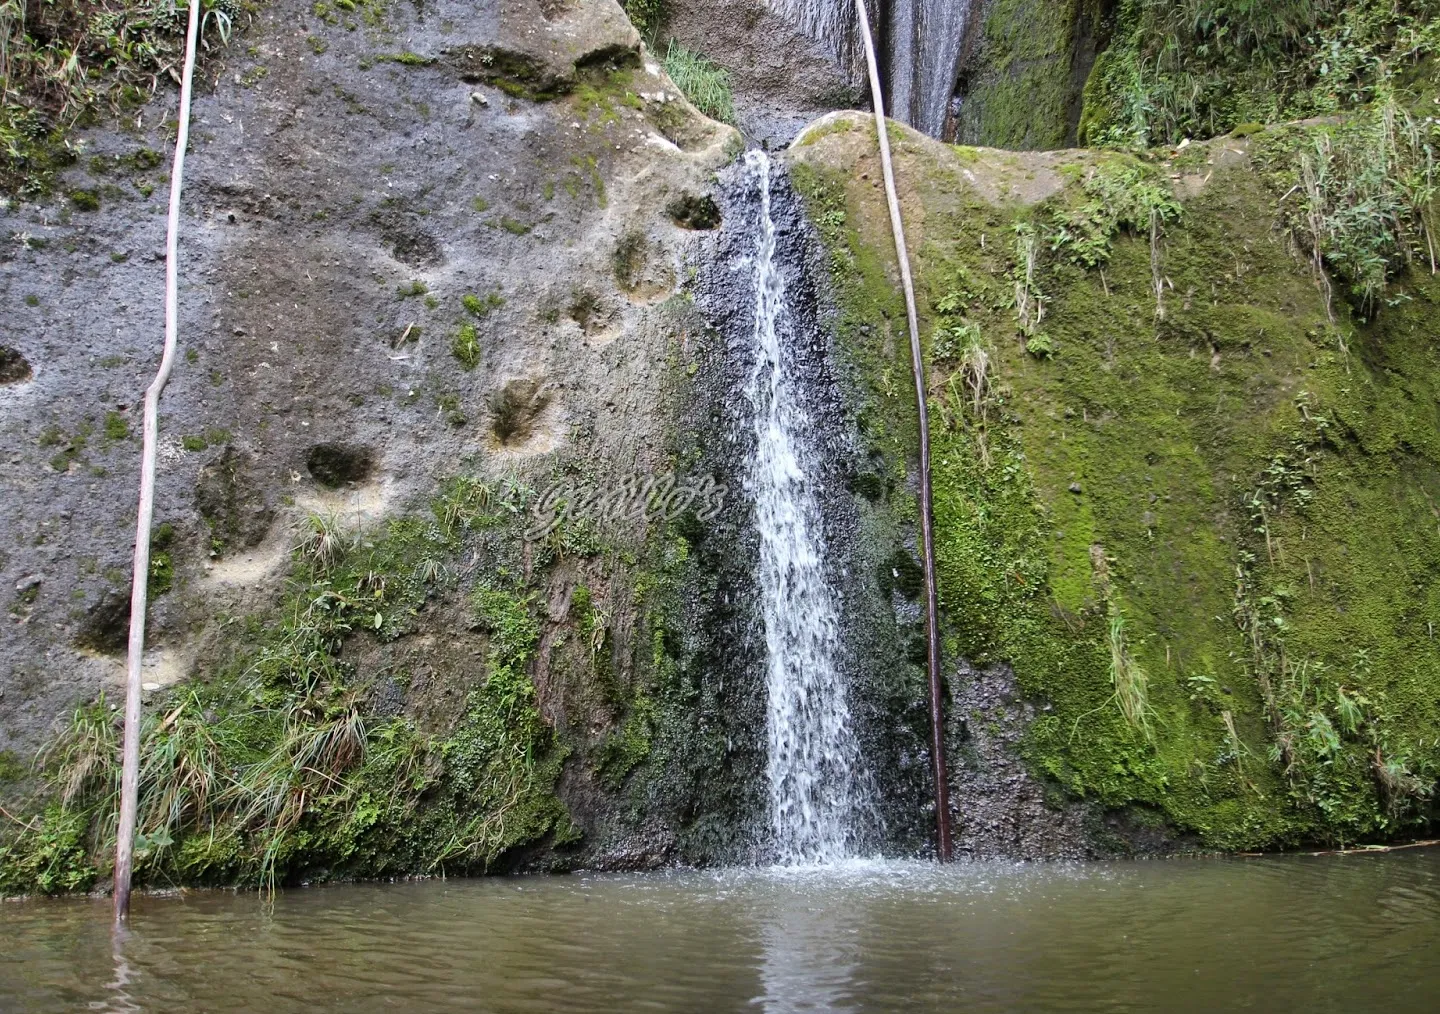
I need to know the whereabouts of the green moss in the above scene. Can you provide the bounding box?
[103,411,130,441]
[68,189,100,212]
[377,51,434,67]
[148,522,176,597]
[466,289,506,316]
[796,117,855,147]
[793,130,1440,850]
[180,428,231,452]
[451,322,481,370]
[956,0,1097,148]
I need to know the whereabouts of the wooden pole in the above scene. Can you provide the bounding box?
[114,0,203,923]
[852,0,952,861]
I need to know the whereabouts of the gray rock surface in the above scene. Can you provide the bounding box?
[0,0,737,767]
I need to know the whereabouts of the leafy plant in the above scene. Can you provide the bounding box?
[1081,0,1440,149]
[1265,98,1439,317]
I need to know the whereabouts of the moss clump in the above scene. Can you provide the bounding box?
[463,290,505,318]
[101,411,129,441]
[452,323,481,370]
[377,51,433,67]
[792,126,1440,850]
[148,522,176,596]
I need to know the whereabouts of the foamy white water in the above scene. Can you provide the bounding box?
[742,150,871,865]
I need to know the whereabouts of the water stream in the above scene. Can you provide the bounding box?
[885,0,971,136]
[741,150,873,863]
[767,0,970,137]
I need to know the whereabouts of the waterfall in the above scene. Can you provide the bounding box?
[766,0,971,138]
[741,150,872,865]
[767,0,861,82]
[886,0,970,137]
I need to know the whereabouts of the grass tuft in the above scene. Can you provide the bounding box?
[661,38,734,125]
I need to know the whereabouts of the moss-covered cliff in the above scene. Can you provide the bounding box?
[792,111,1440,849]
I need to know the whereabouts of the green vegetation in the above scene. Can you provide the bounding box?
[1083,0,1440,148]
[103,411,130,441]
[180,427,229,452]
[376,51,432,67]
[148,521,175,596]
[462,290,505,318]
[1253,98,1440,317]
[1,478,573,895]
[451,322,481,370]
[792,118,1440,850]
[621,0,666,41]
[1,0,235,193]
[661,39,734,124]
[958,0,1088,148]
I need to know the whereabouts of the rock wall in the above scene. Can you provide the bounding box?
[0,0,764,890]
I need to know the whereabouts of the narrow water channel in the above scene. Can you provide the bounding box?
[4,852,1437,1012]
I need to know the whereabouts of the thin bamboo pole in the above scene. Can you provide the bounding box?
[852,0,952,860]
[113,0,204,923]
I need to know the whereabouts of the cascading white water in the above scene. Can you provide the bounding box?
[886,0,970,137]
[742,150,871,865]
[768,0,860,81]
[767,0,970,138]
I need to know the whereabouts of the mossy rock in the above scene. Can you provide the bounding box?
[792,117,1440,850]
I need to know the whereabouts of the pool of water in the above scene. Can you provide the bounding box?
[3,851,1437,1012]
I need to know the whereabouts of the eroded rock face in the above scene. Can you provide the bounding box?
[195,447,276,551]
[0,0,741,877]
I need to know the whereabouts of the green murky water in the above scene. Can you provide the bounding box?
[3,852,1437,1012]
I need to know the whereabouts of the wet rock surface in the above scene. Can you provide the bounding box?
[665,0,863,148]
